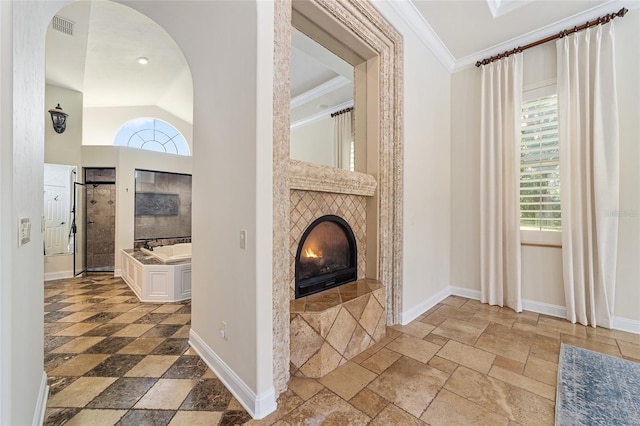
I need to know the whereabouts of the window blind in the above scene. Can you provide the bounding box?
[520,94,561,231]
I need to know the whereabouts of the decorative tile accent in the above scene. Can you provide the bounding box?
[290,280,386,378]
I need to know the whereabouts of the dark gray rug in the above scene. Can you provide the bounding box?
[556,343,640,425]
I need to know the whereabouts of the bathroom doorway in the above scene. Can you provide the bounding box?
[85,168,116,272]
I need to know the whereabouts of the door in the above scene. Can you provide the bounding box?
[43,185,69,255]
[43,164,73,255]
[73,182,86,276]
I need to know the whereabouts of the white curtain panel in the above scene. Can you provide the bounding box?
[557,22,619,329]
[480,53,523,312]
[334,110,352,170]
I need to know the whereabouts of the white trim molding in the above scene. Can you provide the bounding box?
[383,0,455,72]
[44,270,74,281]
[402,286,640,335]
[188,330,277,419]
[613,316,640,335]
[401,286,451,325]
[454,0,637,70]
[521,299,567,319]
[32,372,48,426]
[380,0,638,73]
[290,100,353,129]
[290,76,351,109]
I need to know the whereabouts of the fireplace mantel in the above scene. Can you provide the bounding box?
[288,160,377,197]
[272,0,403,394]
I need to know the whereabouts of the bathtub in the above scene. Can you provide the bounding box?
[121,246,191,303]
[141,243,192,263]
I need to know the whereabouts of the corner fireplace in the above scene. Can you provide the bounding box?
[295,215,357,299]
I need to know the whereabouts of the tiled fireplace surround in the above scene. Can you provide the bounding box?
[272,0,403,394]
[288,177,386,378]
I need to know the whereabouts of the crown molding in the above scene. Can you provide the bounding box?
[291,100,353,129]
[454,0,636,71]
[380,0,635,74]
[290,75,351,109]
[384,0,456,72]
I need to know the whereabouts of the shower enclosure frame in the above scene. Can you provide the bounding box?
[72,181,86,276]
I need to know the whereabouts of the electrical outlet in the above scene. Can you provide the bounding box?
[219,321,227,340]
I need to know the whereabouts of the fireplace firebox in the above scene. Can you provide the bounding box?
[295,215,357,299]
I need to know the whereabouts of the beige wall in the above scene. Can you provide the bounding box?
[1,2,66,423]
[43,89,193,279]
[44,84,83,279]
[83,105,193,152]
[613,12,640,323]
[121,0,276,410]
[81,145,192,273]
[290,118,334,167]
[450,12,640,323]
[45,84,83,166]
[373,2,453,322]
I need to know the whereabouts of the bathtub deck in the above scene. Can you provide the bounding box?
[120,249,191,303]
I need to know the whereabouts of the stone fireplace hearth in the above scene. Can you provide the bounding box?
[287,168,385,378]
[290,279,385,378]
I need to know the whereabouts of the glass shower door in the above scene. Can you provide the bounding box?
[84,168,116,273]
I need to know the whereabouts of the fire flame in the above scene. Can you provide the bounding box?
[304,248,320,258]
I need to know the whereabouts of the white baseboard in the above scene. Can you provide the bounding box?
[521,299,567,319]
[188,330,277,419]
[450,286,568,319]
[32,372,48,426]
[613,316,640,334]
[114,269,122,277]
[450,286,481,300]
[44,271,74,281]
[401,286,451,325]
[402,286,639,335]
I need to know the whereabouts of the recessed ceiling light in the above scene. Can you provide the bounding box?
[137,57,149,65]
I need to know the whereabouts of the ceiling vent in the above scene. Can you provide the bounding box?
[51,15,74,36]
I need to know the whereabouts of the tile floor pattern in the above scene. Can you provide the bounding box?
[44,275,640,425]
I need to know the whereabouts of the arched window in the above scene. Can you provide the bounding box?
[114,118,190,156]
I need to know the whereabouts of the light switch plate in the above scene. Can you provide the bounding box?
[240,230,247,250]
[19,217,31,246]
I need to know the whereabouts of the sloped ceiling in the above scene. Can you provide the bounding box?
[46,1,193,124]
[45,0,635,126]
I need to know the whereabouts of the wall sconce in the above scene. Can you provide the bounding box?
[48,104,69,134]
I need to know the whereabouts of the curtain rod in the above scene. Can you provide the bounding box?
[475,7,628,67]
[331,107,353,118]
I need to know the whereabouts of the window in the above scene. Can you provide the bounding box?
[114,118,190,156]
[520,92,561,232]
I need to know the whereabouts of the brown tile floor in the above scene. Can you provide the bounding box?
[44,275,640,425]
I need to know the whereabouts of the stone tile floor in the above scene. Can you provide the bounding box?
[44,274,640,425]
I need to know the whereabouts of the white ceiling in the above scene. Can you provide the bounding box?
[45,0,633,127]
[290,28,354,127]
[392,0,632,71]
[46,1,193,124]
